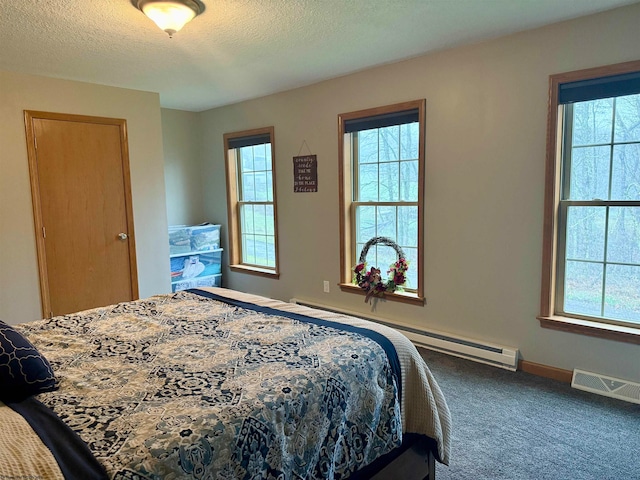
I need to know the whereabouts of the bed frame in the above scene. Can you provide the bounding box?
[353,434,438,480]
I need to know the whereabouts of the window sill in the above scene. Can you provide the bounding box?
[338,283,425,306]
[229,264,280,279]
[538,315,640,345]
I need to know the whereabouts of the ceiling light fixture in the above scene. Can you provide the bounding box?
[133,0,205,38]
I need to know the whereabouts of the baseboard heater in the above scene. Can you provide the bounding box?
[289,298,519,371]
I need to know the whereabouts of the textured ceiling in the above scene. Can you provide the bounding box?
[1,0,638,111]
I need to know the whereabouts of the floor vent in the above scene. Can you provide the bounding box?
[572,369,640,405]
[289,298,519,371]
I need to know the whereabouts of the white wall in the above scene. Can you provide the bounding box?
[0,71,171,324]
[161,108,206,226]
[196,4,640,382]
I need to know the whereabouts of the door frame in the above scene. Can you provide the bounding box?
[24,110,139,318]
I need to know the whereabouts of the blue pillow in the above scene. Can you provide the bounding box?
[0,320,58,400]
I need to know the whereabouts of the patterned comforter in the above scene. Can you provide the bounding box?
[8,288,451,479]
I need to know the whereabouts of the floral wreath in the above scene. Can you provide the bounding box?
[353,236,409,303]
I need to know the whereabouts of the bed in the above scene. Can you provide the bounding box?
[1,287,451,479]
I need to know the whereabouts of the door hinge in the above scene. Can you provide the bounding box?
[42,226,46,238]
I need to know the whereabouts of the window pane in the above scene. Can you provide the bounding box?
[379,126,399,162]
[400,122,419,160]
[356,205,376,244]
[240,146,254,173]
[611,144,640,200]
[251,234,266,266]
[379,161,399,202]
[398,206,418,247]
[265,205,274,235]
[242,172,255,201]
[375,245,397,277]
[572,98,613,146]
[265,143,272,166]
[361,245,397,277]
[607,207,640,264]
[566,206,605,261]
[265,236,276,267]
[568,146,610,200]
[253,144,267,172]
[400,160,419,201]
[254,171,268,201]
[376,206,396,239]
[266,171,273,202]
[243,234,256,264]
[604,264,640,323]
[358,130,379,164]
[358,163,379,201]
[403,246,418,290]
[241,204,254,234]
[254,204,266,235]
[563,260,603,317]
[613,94,640,143]
[355,242,365,263]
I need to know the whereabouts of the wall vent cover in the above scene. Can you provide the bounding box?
[572,369,640,405]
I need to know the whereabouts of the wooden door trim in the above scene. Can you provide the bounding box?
[24,110,139,318]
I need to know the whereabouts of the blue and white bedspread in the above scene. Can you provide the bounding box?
[12,287,451,479]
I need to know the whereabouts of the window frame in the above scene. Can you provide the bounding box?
[338,100,426,305]
[224,126,280,278]
[539,60,640,344]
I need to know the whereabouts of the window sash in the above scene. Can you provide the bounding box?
[235,141,275,270]
[350,123,419,292]
[555,101,640,327]
[555,200,640,327]
[237,200,276,269]
[236,142,273,202]
[351,201,418,292]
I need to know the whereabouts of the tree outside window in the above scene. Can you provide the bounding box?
[338,100,425,304]
[540,62,640,342]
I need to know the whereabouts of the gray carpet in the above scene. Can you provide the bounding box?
[417,348,640,480]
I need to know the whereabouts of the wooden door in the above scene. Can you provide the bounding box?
[25,111,138,317]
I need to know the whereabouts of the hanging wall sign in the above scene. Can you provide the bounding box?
[293,155,318,192]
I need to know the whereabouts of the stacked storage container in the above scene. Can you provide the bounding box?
[169,224,223,292]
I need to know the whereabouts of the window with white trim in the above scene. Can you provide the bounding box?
[338,100,425,304]
[224,127,279,277]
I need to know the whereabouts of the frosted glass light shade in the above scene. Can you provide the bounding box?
[136,0,204,37]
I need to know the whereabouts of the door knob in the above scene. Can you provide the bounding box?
[118,233,128,241]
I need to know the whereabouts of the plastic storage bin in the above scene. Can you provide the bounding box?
[169,224,220,255]
[172,273,222,292]
[170,250,222,280]
[169,224,223,292]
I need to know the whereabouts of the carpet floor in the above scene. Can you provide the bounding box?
[418,348,640,480]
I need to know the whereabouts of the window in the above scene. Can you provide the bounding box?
[224,127,279,277]
[540,61,640,343]
[338,100,425,304]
